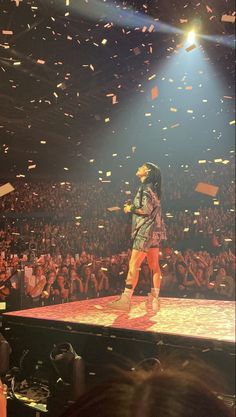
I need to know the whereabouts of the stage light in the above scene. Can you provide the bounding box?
[187,30,196,44]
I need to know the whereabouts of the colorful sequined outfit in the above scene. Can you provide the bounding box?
[131,183,166,252]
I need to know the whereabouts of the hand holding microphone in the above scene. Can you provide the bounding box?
[124,199,132,214]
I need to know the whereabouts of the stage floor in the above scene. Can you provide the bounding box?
[4,296,235,344]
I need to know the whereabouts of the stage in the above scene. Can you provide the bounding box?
[2,296,235,343]
[2,296,235,395]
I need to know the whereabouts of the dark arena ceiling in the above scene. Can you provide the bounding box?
[0,0,235,178]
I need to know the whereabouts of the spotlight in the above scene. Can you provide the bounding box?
[187,30,196,44]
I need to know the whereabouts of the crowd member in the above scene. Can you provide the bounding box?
[52,274,70,304]
[25,265,46,307]
[81,266,98,299]
[59,359,233,417]
[42,271,56,305]
[96,268,109,297]
[212,267,234,300]
[159,261,176,297]
[0,270,13,305]
[174,261,201,298]
[68,268,84,301]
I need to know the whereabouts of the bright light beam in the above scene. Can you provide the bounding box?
[187,30,196,44]
[56,0,236,49]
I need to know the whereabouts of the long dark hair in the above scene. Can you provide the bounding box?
[59,357,233,417]
[143,162,162,199]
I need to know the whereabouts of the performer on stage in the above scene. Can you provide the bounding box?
[108,162,166,312]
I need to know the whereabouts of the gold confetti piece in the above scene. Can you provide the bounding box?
[184,228,189,232]
[198,160,206,163]
[66,0,70,5]
[229,120,235,125]
[28,164,36,170]
[132,146,136,153]
[112,153,117,157]
[180,19,188,23]
[206,4,213,13]
[194,212,200,215]
[222,160,230,164]
[148,24,155,32]
[101,38,107,45]
[187,109,194,113]
[214,158,223,162]
[185,44,196,52]
[221,14,235,23]
[145,113,152,117]
[2,30,13,35]
[106,171,111,177]
[40,140,46,144]
[101,267,108,271]
[195,182,219,197]
[112,95,118,105]
[170,107,178,112]
[213,201,220,205]
[37,59,45,64]
[98,225,104,229]
[0,182,14,197]
[107,207,121,212]
[151,86,159,100]
[105,117,110,123]
[64,167,69,170]
[148,74,156,81]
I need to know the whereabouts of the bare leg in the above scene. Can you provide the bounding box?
[125,249,147,290]
[147,248,161,313]
[107,249,146,311]
[147,248,161,291]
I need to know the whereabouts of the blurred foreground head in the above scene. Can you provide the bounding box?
[60,356,233,417]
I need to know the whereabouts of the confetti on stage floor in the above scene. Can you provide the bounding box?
[6,297,235,344]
